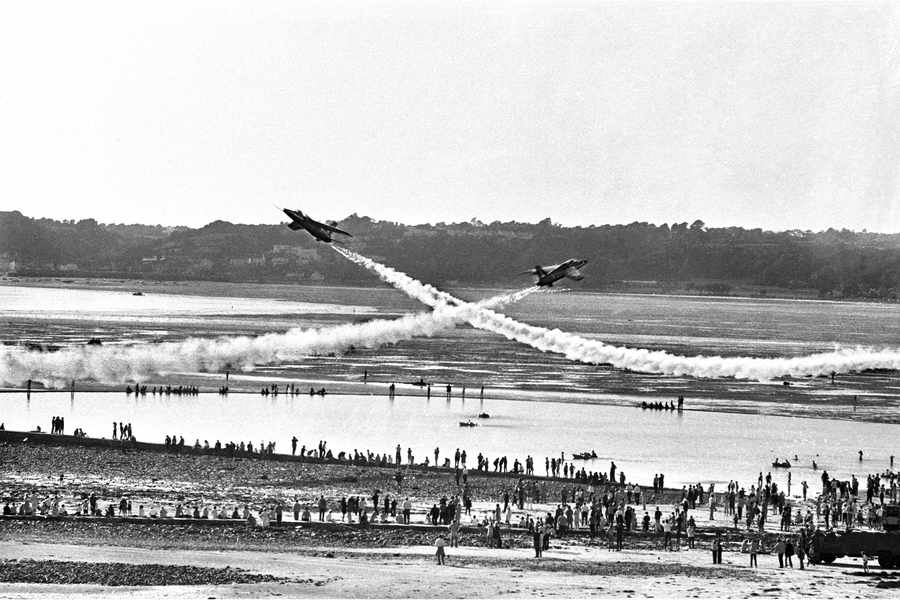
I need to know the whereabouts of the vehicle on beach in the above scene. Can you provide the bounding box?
[459,421,477,427]
[132,291,144,296]
[808,505,900,567]
[477,413,490,419]
[772,459,791,468]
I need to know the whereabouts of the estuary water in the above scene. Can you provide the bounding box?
[2,282,899,490]
[2,390,895,491]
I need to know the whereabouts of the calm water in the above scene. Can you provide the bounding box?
[3,391,896,491]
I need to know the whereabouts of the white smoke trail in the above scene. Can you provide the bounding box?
[335,247,900,381]
[0,287,535,388]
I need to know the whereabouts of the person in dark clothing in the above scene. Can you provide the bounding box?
[785,539,795,568]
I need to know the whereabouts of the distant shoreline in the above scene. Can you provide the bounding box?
[1,274,893,305]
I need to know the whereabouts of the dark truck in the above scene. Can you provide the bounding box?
[808,505,900,567]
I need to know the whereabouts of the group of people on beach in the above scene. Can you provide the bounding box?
[257,383,324,397]
[111,421,134,441]
[10,408,900,577]
[161,435,280,457]
[125,384,198,396]
[49,416,65,435]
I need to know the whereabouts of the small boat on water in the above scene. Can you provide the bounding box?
[459,421,477,427]
[572,450,598,460]
[132,291,144,296]
[477,413,490,419]
[772,459,791,468]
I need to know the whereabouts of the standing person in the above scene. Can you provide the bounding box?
[663,518,672,551]
[686,517,696,549]
[712,532,723,564]
[317,496,327,521]
[749,538,759,567]
[435,534,447,565]
[784,539,795,568]
[775,538,786,568]
[112,422,118,440]
[450,519,460,548]
[533,521,543,557]
[291,436,298,456]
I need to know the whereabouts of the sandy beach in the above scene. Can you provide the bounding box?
[1,433,897,598]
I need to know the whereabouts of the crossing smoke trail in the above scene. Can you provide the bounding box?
[0,287,536,388]
[334,247,900,381]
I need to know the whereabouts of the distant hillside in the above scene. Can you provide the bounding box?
[2,211,900,300]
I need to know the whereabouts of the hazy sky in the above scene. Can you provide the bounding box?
[2,1,898,231]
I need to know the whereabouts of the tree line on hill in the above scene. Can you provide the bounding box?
[1,210,899,300]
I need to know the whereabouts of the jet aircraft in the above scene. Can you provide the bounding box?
[522,259,588,287]
[281,208,352,243]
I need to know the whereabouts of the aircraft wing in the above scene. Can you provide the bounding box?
[320,222,352,237]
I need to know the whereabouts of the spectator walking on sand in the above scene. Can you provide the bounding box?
[712,532,723,564]
[450,520,460,547]
[435,534,446,565]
